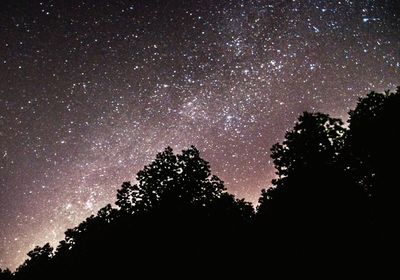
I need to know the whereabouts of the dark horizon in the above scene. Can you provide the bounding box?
[2,87,399,278]
[1,0,399,270]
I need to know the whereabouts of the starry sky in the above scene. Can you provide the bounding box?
[0,0,399,270]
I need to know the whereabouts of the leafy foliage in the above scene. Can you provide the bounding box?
[270,112,345,180]
[345,87,400,242]
[2,88,398,277]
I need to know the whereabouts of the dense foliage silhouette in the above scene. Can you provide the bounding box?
[0,269,12,280]
[1,87,399,278]
[255,111,370,267]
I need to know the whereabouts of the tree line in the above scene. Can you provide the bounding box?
[1,87,399,278]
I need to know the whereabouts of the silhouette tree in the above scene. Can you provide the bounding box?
[345,87,400,246]
[113,146,254,272]
[0,268,12,280]
[9,85,399,277]
[15,243,53,279]
[256,112,369,263]
[11,146,254,279]
[269,112,346,179]
[116,146,228,213]
[115,181,140,214]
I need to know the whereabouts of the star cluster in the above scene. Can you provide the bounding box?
[0,0,399,270]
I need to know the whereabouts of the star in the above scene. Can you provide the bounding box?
[0,0,399,270]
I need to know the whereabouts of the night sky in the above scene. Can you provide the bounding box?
[1,0,399,270]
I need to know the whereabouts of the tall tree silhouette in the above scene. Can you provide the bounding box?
[12,146,253,279]
[113,146,254,272]
[345,87,400,245]
[256,112,369,263]
[5,87,399,277]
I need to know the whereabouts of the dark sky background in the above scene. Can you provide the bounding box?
[0,0,399,270]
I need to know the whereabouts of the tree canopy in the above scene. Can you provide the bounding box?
[116,146,227,214]
[1,87,399,278]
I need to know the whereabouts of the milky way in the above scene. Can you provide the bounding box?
[0,0,399,269]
